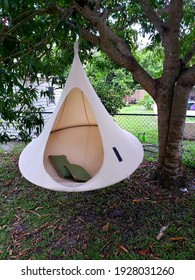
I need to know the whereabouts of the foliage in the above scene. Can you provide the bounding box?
[86,52,135,114]
[0,1,193,136]
[179,0,195,66]
[0,0,92,141]
[0,66,44,141]
[134,48,164,79]
[138,93,154,110]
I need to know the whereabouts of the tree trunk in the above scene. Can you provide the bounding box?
[73,0,195,191]
[156,82,191,189]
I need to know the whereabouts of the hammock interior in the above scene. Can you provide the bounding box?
[43,87,104,181]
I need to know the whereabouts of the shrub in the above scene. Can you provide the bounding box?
[138,93,154,110]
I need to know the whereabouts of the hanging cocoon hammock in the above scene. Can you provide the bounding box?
[19,42,144,192]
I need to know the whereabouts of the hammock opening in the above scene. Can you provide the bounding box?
[43,87,104,184]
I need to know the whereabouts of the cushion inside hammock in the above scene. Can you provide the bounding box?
[49,155,91,182]
[48,155,71,178]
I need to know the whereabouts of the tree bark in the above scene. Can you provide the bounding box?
[156,61,195,187]
[156,82,191,189]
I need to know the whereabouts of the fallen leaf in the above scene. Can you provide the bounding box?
[169,237,185,241]
[148,242,154,253]
[138,242,153,255]
[102,223,109,231]
[29,210,41,217]
[118,245,129,254]
[156,224,169,240]
[34,222,49,234]
[4,180,12,186]
[99,240,112,253]
[132,199,142,203]
[73,248,82,255]
[138,249,150,255]
[40,222,49,229]
[14,214,22,221]
[77,217,85,223]
[13,248,31,259]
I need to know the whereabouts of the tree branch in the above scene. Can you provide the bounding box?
[93,0,100,11]
[73,1,156,99]
[0,18,60,63]
[177,65,195,88]
[167,0,183,30]
[156,1,170,17]
[0,9,48,44]
[0,5,74,44]
[77,25,100,46]
[181,43,195,66]
[159,1,184,85]
[101,6,123,21]
[11,9,38,25]
[0,36,50,62]
[139,0,166,35]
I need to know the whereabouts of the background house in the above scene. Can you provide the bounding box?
[123,87,195,106]
[24,78,62,112]
[123,89,146,104]
[0,79,63,139]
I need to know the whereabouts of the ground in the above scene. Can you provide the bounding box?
[0,143,194,260]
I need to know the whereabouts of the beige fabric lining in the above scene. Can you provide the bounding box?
[44,88,104,180]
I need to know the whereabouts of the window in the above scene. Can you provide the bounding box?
[47,86,55,105]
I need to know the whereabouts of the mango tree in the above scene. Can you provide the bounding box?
[0,0,194,189]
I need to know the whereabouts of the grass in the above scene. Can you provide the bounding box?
[182,141,195,168]
[116,105,195,158]
[0,143,194,260]
[120,104,155,115]
[117,105,158,145]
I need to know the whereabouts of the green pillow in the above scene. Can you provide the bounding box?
[48,155,72,178]
[49,155,91,182]
[66,163,92,182]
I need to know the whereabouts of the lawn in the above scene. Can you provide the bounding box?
[114,105,158,145]
[119,104,155,115]
[0,143,194,260]
[115,105,195,166]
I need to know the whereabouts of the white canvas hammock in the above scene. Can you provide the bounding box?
[19,42,144,192]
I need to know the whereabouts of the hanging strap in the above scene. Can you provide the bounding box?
[74,41,79,55]
[112,147,123,162]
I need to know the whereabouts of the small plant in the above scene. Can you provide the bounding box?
[138,93,154,110]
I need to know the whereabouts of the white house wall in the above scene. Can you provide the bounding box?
[0,80,63,139]
[24,79,62,111]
